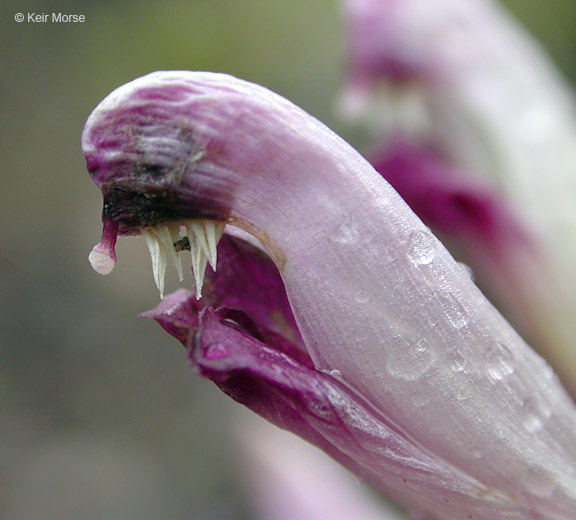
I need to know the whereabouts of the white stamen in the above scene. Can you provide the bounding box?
[204,221,225,269]
[151,224,184,282]
[185,221,210,299]
[141,228,167,299]
[140,219,224,300]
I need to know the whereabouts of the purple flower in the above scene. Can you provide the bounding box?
[82,71,576,519]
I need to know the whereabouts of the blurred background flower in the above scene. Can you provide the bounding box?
[340,0,576,395]
[1,1,576,519]
[238,417,407,520]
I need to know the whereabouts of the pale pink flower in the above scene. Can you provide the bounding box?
[83,71,576,519]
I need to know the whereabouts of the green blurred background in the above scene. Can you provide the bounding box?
[1,1,575,519]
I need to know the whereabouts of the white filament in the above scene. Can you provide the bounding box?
[141,220,225,299]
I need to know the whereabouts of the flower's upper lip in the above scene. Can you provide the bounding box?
[82,72,241,235]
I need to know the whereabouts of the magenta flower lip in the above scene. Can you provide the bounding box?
[83,71,576,518]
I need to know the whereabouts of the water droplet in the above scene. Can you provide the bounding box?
[524,467,557,498]
[407,231,437,265]
[333,217,360,244]
[448,350,468,373]
[329,369,342,379]
[409,391,430,408]
[387,337,436,380]
[439,295,469,329]
[472,449,485,461]
[355,291,369,304]
[522,395,552,433]
[486,342,515,380]
[205,342,229,360]
[458,262,475,281]
[454,389,469,401]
